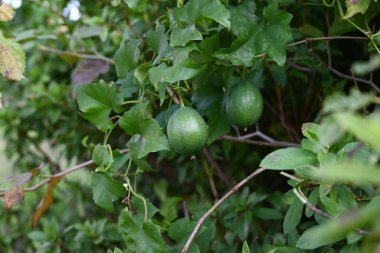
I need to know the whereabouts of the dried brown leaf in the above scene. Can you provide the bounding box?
[0,2,14,22]
[0,30,26,80]
[32,176,61,227]
[71,59,109,95]
[3,186,24,209]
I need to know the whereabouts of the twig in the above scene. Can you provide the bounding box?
[0,149,129,193]
[181,168,266,253]
[293,188,369,236]
[220,135,300,148]
[37,45,115,65]
[287,36,368,48]
[203,148,233,188]
[287,62,312,72]
[325,39,380,94]
[329,67,380,94]
[33,144,61,173]
[166,87,180,105]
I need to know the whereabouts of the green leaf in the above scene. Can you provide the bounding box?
[146,29,170,65]
[305,189,319,218]
[260,148,317,170]
[120,103,169,158]
[114,39,141,78]
[242,241,250,253]
[170,25,203,47]
[215,3,292,66]
[90,171,125,212]
[297,196,380,249]
[315,160,380,185]
[168,218,198,243]
[159,197,182,222]
[296,224,346,250]
[173,0,230,28]
[149,63,203,87]
[92,144,113,170]
[214,2,258,66]
[149,45,204,87]
[118,211,165,253]
[76,83,123,131]
[134,63,152,87]
[256,3,293,66]
[0,30,26,81]
[283,199,304,235]
[343,0,371,19]
[334,112,380,151]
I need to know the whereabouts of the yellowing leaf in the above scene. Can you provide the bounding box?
[0,31,26,80]
[0,2,15,22]
[2,186,24,209]
[343,0,370,19]
[32,176,62,227]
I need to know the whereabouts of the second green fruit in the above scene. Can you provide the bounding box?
[226,81,263,128]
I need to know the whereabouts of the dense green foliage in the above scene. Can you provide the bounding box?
[0,0,380,253]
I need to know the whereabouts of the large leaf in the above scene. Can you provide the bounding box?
[120,103,169,158]
[256,3,293,66]
[76,83,123,131]
[215,3,292,66]
[170,25,203,47]
[118,211,165,253]
[260,148,317,170]
[334,112,380,151]
[90,171,125,212]
[173,0,230,28]
[149,45,204,87]
[0,31,25,80]
[114,39,141,78]
[297,196,380,249]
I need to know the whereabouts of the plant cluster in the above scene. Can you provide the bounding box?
[0,0,379,252]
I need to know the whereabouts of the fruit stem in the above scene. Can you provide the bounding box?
[177,81,185,107]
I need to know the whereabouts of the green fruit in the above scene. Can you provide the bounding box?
[167,107,208,156]
[226,81,263,128]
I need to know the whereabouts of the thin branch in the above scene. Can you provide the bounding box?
[181,168,266,253]
[37,45,115,65]
[166,87,180,105]
[220,135,300,148]
[329,67,380,94]
[0,149,129,193]
[203,148,233,188]
[293,188,369,236]
[33,144,61,173]
[287,36,368,48]
[287,62,312,72]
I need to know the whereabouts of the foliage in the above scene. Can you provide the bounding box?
[0,0,379,252]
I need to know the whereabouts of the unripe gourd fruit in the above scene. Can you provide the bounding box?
[167,107,208,156]
[226,81,263,128]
